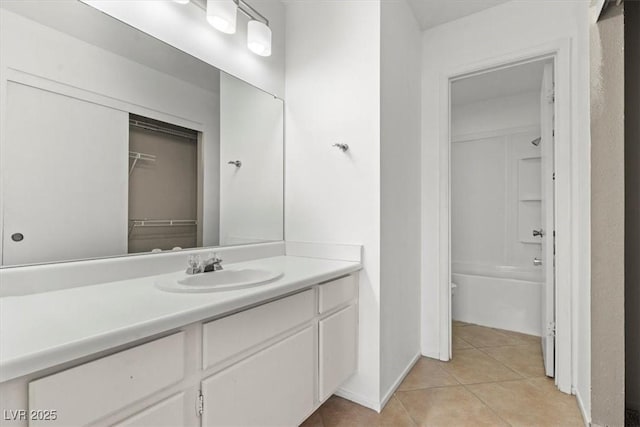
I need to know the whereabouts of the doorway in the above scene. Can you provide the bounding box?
[128,114,200,253]
[449,59,557,378]
[450,59,555,377]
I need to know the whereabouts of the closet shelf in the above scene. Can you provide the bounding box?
[519,197,542,202]
[128,219,197,236]
[129,151,156,176]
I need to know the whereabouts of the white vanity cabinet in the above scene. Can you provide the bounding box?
[113,393,187,427]
[317,275,359,401]
[201,327,315,426]
[12,274,358,427]
[28,333,186,427]
[319,305,358,401]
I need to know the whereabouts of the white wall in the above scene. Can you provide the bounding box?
[284,0,382,409]
[83,0,285,98]
[420,0,591,418]
[219,73,284,245]
[452,91,540,138]
[379,0,422,402]
[451,93,542,275]
[0,8,220,264]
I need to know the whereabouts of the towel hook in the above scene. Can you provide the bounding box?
[333,143,349,152]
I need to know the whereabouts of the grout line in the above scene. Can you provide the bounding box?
[475,343,538,349]
[475,345,541,379]
[393,393,419,427]
[463,383,514,427]
[397,382,462,392]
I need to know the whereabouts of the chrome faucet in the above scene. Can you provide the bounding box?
[186,253,223,275]
[203,253,224,272]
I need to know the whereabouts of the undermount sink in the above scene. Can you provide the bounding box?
[156,268,283,293]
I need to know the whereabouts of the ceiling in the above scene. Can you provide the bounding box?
[451,60,548,105]
[406,0,510,30]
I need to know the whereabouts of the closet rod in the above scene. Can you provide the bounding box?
[129,119,198,141]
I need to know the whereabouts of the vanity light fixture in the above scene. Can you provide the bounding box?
[207,0,238,34]
[174,0,190,4]
[206,0,272,57]
[247,20,271,56]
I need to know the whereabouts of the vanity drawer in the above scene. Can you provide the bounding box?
[203,289,315,369]
[318,275,358,314]
[114,393,185,427]
[28,332,185,426]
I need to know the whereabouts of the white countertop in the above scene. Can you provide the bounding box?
[0,255,361,383]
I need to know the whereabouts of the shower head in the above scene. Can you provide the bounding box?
[531,137,541,146]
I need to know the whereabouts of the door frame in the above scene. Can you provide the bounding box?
[433,39,573,394]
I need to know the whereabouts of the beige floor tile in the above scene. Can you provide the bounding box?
[453,320,473,327]
[398,357,459,391]
[454,325,530,348]
[467,377,584,426]
[319,395,415,427]
[300,409,324,427]
[307,325,581,426]
[442,348,522,384]
[396,386,509,427]
[492,328,541,346]
[453,335,474,350]
[481,344,546,378]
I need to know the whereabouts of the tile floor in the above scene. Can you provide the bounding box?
[300,322,584,427]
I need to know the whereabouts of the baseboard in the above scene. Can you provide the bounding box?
[335,352,421,413]
[379,352,421,411]
[575,390,591,426]
[334,388,380,412]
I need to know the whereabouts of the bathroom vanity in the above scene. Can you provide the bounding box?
[0,253,361,426]
[0,2,365,425]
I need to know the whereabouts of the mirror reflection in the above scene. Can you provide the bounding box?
[0,1,284,267]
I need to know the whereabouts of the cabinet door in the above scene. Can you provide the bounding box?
[113,393,185,427]
[319,305,358,401]
[201,327,314,427]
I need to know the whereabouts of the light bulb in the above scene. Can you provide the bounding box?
[247,20,271,57]
[207,0,237,34]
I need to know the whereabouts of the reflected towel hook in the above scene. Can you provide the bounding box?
[228,160,242,167]
[333,143,349,152]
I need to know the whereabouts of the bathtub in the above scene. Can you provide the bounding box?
[452,262,543,336]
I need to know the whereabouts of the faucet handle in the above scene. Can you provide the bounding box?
[188,254,201,268]
[186,254,203,275]
[203,252,222,264]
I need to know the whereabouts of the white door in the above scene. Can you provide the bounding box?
[539,62,556,377]
[2,82,128,265]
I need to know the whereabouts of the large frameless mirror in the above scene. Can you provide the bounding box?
[0,0,284,267]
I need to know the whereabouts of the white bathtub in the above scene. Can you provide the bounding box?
[452,262,543,336]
